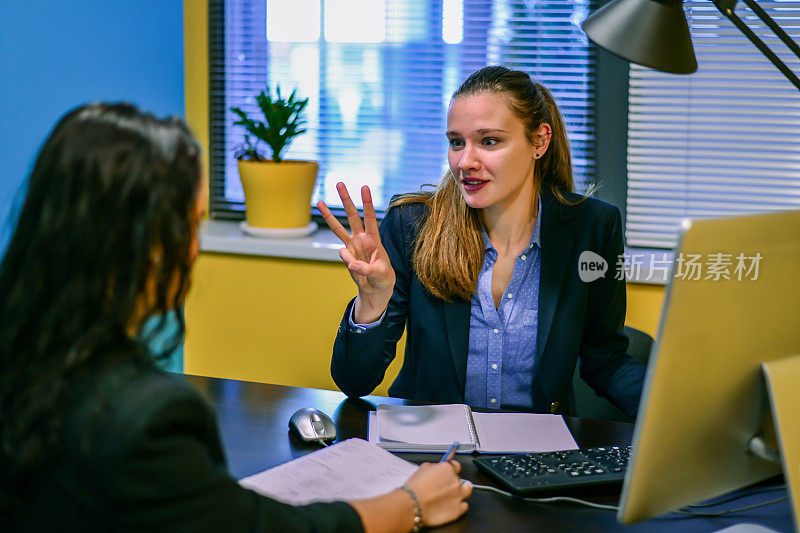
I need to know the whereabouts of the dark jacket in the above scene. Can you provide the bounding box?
[10,357,363,532]
[331,187,645,418]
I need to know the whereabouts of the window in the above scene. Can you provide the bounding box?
[209,0,598,218]
[625,0,800,248]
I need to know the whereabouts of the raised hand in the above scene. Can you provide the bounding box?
[317,183,396,324]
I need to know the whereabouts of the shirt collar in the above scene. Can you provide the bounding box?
[481,195,543,252]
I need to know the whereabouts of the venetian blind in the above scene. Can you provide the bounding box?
[209,0,597,218]
[625,0,800,248]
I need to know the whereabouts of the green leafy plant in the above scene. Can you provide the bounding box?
[230,87,309,163]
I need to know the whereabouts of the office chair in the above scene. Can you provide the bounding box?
[571,325,654,423]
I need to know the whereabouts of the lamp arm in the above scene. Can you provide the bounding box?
[712,0,800,90]
[741,0,800,57]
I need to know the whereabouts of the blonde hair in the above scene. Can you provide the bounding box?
[392,66,577,301]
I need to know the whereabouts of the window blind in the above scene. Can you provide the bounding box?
[209,0,597,218]
[625,0,800,249]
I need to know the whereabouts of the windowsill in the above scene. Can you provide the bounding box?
[200,219,344,262]
[200,219,673,285]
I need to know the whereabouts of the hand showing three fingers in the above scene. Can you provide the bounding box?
[317,183,396,324]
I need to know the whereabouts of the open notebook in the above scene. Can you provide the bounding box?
[369,404,578,454]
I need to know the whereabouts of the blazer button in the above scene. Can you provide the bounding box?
[550,401,560,414]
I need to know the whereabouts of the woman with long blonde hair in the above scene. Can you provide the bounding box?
[319,66,645,416]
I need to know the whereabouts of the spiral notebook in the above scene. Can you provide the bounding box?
[369,404,578,454]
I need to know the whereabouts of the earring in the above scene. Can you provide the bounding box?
[535,153,540,158]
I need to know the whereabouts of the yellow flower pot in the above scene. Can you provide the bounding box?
[238,160,319,229]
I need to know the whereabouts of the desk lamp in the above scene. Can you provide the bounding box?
[581,0,800,527]
[581,0,800,89]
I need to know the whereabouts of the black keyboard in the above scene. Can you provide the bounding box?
[473,446,630,495]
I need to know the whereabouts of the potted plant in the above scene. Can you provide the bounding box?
[231,87,318,234]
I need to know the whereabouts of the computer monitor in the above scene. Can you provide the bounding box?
[618,209,800,526]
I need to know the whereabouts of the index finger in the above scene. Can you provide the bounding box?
[317,201,352,245]
[361,186,379,235]
[448,459,462,475]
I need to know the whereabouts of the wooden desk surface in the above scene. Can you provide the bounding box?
[186,375,792,532]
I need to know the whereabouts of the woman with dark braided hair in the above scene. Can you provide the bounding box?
[320,65,646,417]
[0,103,470,531]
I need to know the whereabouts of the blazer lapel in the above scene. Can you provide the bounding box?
[443,297,471,393]
[537,188,576,361]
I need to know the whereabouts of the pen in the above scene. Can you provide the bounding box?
[440,441,459,462]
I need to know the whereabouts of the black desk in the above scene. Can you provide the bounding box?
[186,375,792,532]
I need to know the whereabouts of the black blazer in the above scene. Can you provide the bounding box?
[10,358,363,532]
[331,188,645,418]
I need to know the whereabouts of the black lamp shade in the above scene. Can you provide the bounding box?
[582,0,698,74]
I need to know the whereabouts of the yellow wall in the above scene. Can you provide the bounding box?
[184,250,664,394]
[184,253,406,394]
[626,283,666,337]
[183,0,209,184]
[181,3,666,394]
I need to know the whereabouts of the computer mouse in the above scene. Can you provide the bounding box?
[289,407,337,442]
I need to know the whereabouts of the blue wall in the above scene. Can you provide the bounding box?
[0,1,185,250]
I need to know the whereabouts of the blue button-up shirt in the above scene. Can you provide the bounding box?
[350,199,542,410]
[464,199,542,410]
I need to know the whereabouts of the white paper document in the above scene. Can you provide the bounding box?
[239,438,417,505]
